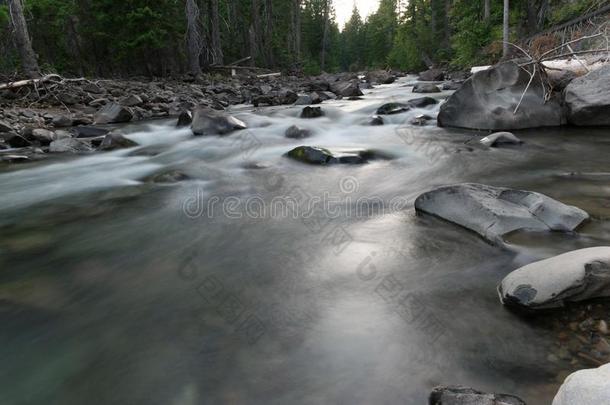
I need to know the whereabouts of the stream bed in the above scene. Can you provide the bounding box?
[1,78,610,404]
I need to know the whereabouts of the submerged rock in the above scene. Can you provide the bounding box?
[413,83,441,93]
[499,247,610,310]
[414,183,589,244]
[300,106,324,119]
[438,62,564,130]
[480,132,523,147]
[553,363,610,405]
[72,126,110,139]
[410,114,433,126]
[369,115,385,126]
[285,146,385,165]
[94,102,133,124]
[99,132,138,151]
[429,386,526,405]
[191,107,247,136]
[565,65,610,126]
[285,125,311,139]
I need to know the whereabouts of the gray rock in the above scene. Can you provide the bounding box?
[294,94,314,105]
[0,120,13,132]
[480,132,523,147]
[177,111,192,128]
[430,385,526,405]
[279,89,299,104]
[27,129,56,146]
[121,94,144,107]
[377,103,410,115]
[285,125,311,139]
[99,132,139,151]
[553,363,610,405]
[52,115,73,127]
[442,81,463,91]
[499,247,610,309]
[72,126,110,138]
[369,116,384,126]
[409,97,438,108]
[191,107,247,136]
[49,138,93,153]
[286,146,382,165]
[94,103,133,124]
[330,81,363,97]
[419,68,445,81]
[3,133,31,148]
[300,106,324,119]
[414,183,589,245]
[58,92,80,105]
[82,83,104,94]
[438,62,564,130]
[565,65,610,126]
[410,114,433,126]
[413,83,442,93]
[366,71,396,85]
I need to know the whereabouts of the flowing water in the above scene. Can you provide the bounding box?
[1,78,610,405]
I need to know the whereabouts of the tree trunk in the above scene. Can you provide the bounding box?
[320,0,330,71]
[185,0,202,75]
[250,0,261,65]
[292,0,301,64]
[526,0,538,35]
[8,0,40,78]
[484,0,491,21]
[264,0,274,66]
[209,0,223,65]
[503,0,510,58]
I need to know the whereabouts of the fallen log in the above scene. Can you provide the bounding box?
[0,73,62,90]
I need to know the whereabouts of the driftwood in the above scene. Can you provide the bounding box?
[0,73,62,90]
[257,72,281,78]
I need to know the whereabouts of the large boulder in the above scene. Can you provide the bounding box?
[366,70,396,85]
[413,83,441,93]
[330,81,363,98]
[499,247,610,310]
[438,62,564,130]
[414,183,588,245]
[191,107,247,136]
[99,132,138,151]
[553,363,610,405]
[94,103,133,124]
[565,65,610,126]
[429,386,526,405]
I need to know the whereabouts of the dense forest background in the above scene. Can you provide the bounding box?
[0,0,606,78]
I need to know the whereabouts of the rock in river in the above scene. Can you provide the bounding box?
[191,107,247,136]
[285,125,311,139]
[94,102,134,124]
[414,183,589,245]
[565,65,610,126]
[499,247,610,309]
[480,132,523,147]
[286,146,385,165]
[553,363,610,405]
[413,83,441,93]
[300,106,324,119]
[330,81,363,98]
[429,385,526,405]
[377,103,410,115]
[438,62,564,130]
[49,138,93,153]
[99,132,139,151]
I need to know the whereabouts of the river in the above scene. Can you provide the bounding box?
[1,77,609,404]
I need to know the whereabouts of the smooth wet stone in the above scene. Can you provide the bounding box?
[285,125,311,139]
[553,363,610,405]
[300,106,324,119]
[408,96,438,108]
[419,68,444,81]
[369,115,384,126]
[286,146,382,165]
[365,70,396,85]
[413,83,441,93]
[438,62,564,130]
[191,107,247,136]
[429,385,526,405]
[330,81,363,97]
[499,247,610,309]
[99,132,139,151]
[410,114,432,126]
[3,133,31,148]
[480,132,523,147]
[414,183,589,245]
[94,102,133,124]
[176,111,192,127]
[72,126,110,138]
[565,65,610,126]
[377,103,410,115]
